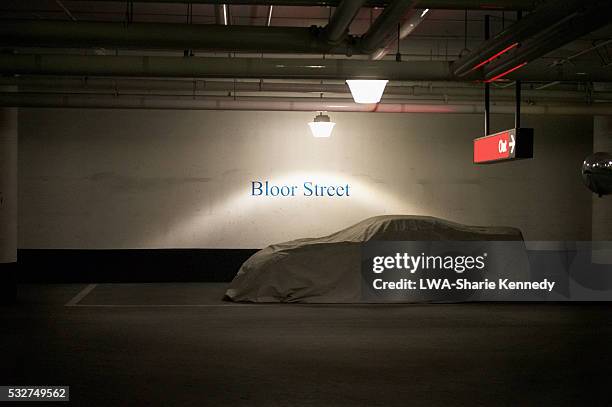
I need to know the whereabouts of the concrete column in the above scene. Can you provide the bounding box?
[592,116,612,264]
[0,100,17,302]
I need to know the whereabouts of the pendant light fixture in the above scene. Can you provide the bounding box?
[308,113,335,138]
[346,79,389,104]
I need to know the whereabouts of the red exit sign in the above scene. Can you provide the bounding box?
[473,128,534,164]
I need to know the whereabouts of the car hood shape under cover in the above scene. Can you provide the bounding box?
[225,215,525,303]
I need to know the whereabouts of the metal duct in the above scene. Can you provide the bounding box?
[4,77,608,102]
[0,20,346,54]
[0,3,535,55]
[1,93,610,115]
[371,8,428,60]
[323,0,367,44]
[2,54,611,82]
[0,54,457,80]
[359,0,419,54]
[485,0,612,81]
[3,90,603,104]
[452,0,588,77]
[79,0,537,10]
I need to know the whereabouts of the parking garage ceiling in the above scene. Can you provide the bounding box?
[0,0,611,111]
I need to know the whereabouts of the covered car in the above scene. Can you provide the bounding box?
[225,215,525,303]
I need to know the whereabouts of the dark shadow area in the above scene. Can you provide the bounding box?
[17,249,258,283]
[1,284,612,406]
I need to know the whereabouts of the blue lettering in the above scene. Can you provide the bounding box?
[253,181,351,198]
[303,182,313,197]
[252,181,263,196]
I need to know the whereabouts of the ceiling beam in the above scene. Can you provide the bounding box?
[71,0,538,10]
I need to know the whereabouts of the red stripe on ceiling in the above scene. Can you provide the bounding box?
[471,42,519,72]
[485,62,528,83]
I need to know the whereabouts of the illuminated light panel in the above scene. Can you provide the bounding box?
[471,42,519,72]
[484,61,528,83]
[346,80,389,104]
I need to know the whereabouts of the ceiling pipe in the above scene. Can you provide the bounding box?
[322,0,367,45]
[78,0,537,10]
[358,0,419,54]
[371,8,428,60]
[484,0,612,81]
[0,20,346,54]
[0,54,457,80]
[4,78,607,101]
[1,93,610,115]
[0,2,530,55]
[4,90,603,104]
[2,54,610,82]
[451,0,589,77]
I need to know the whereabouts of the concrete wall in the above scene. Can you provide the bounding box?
[18,109,593,249]
[0,107,18,262]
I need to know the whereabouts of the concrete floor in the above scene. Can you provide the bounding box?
[1,284,612,406]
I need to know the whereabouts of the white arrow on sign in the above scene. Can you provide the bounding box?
[509,133,516,154]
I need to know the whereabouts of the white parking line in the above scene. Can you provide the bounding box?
[65,284,98,306]
[67,302,414,307]
[69,304,279,307]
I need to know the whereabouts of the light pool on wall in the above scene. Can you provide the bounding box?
[144,171,419,248]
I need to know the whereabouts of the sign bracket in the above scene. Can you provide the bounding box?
[514,11,523,130]
[475,11,532,165]
[484,14,490,136]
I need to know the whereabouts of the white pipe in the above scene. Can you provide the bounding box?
[2,93,611,115]
[7,80,604,101]
[371,8,428,60]
[4,54,611,82]
[0,54,456,81]
[10,91,597,103]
